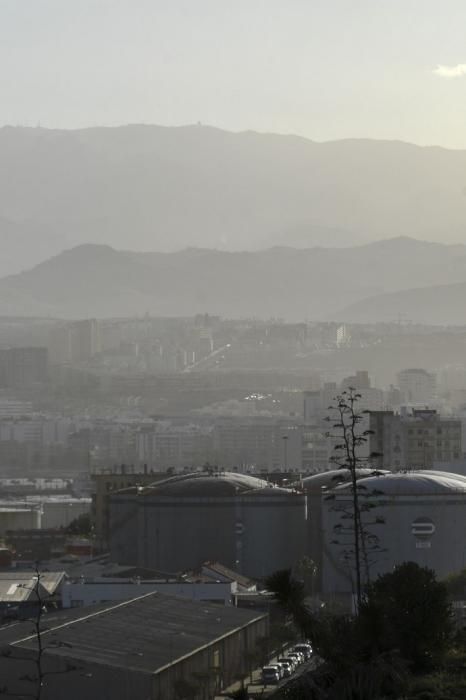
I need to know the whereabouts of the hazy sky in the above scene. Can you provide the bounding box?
[2,0,466,148]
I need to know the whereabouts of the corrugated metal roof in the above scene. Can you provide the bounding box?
[0,572,65,601]
[3,592,266,673]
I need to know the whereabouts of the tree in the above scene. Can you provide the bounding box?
[264,568,313,635]
[65,512,92,536]
[294,556,318,598]
[358,562,452,670]
[325,388,383,609]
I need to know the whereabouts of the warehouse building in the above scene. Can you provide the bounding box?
[0,591,268,700]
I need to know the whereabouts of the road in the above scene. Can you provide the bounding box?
[217,655,319,699]
[182,344,231,373]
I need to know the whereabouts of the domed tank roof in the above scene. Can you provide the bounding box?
[242,484,302,497]
[334,471,466,495]
[414,469,466,483]
[299,468,385,493]
[141,471,270,497]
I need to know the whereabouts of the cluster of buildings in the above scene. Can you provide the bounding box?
[48,316,217,373]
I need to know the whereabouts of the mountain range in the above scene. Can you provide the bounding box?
[3,124,466,276]
[1,237,466,323]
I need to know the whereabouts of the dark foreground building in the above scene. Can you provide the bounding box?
[0,591,268,700]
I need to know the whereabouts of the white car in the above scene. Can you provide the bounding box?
[275,661,292,677]
[287,651,303,665]
[294,643,313,660]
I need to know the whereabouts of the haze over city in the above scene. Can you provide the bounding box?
[2,2,466,699]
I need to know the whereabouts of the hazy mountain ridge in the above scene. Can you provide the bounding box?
[1,238,466,321]
[3,124,466,275]
[338,280,466,326]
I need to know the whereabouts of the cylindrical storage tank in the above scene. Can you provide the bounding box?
[240,486,307,579]
[0,507,41,536]
[109,487,140,566]
[110,473,271,572]
[137,485,237,572]
[322,472,466,598]
[299,468,384,593]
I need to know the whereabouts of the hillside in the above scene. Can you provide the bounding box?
[1,238,466,321]
[2,125,466,275]
[338,280,466,326]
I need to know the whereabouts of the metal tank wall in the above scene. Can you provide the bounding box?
[0,507,41,536]
[240,488,307,579]
[322,489,466,596]
[137,494,237,571]
[109,475,307,577]
[301,469,387,594]
[109,491,140,566]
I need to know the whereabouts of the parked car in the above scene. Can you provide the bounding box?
[294,643,313,660]
[288,651,303,665]
[262,666,281,685]
[275,661,292,677]
[280,656,297,671]
[269,663,285,678]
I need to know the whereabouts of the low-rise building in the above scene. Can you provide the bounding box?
[61,577,234,609]
[0,571,66,621]
[0,591,269,700]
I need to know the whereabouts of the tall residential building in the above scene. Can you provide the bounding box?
[136,424,214,470]
[48,324,73,364]
[303,373,383,426]
[212,417,302,470]
[70,319,101,362]
[397,368,436,405]
[369,409,462,470]
[301,426,330,473]
[0,347,48,387]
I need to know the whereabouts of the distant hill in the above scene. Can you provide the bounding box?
[2,124,466,274]
[1,237,466,321]
[338,279,466,326]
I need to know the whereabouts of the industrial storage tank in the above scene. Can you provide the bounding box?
[110,472,307,578]
[0,505,41,536]
[298,468,386,593]
[108,486,141,566]
[322,471,466,598]
[239,485,307,579]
